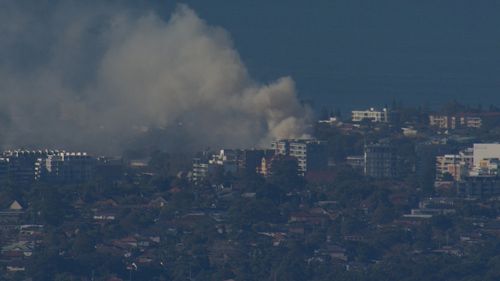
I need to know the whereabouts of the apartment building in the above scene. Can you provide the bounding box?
[429,114,482,129]
[272,139,328,176]
[352,108,389,123]
[364,142,398,179]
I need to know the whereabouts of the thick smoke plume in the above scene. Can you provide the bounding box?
[0,3,311,153]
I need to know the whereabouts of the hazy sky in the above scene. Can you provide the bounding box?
[157,0,500,110]
[1,0,499,152]
[4,0,500,111]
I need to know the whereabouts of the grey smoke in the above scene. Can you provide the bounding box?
[0,3,311,153]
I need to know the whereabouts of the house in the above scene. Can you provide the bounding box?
[93,211,117,221]
[1,241,34,257]
[289,212,330,226]
[95,243,127,257]
[19,224,44,240]
[175,212,209,229]
[314,244,348,262]
[258,232,287,246]
[343,235,365,242]
[139,232,161,244]
[9,200,24,211]
[433,246,463,257]
[241,192,256,198]
[113,236,138,249]
[208,240,240,266]
[287,223,306,236]
[136,250,156,264]
[92,199,120,221]
[148,196,168,209]
[93,199,119,209]
[72,198,86,209]
[6,262,26,272]
[169,186,182,194]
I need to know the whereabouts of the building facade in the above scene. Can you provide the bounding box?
[192,157,210,183]
[435,155,469,181]
[0,158,9,184]
[472,144,500,172]
[1,150,96,185]
[364,143,398,179]
[457,176,500,198]
[346,156,365,171]
[2,150,50,184]
[43,152,95,183]
[272,139,328,176]
[429,115,482,130]
[191,149,275,182]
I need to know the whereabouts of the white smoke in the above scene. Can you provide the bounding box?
[0,3,311,153]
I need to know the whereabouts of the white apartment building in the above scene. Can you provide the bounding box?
[429,115,452,129]
[272,139,328,176]
[351,108,389,123]
[192,158,209,183]
[461,116,482,128]
[429,115,482,129]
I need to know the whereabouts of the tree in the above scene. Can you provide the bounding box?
[268,156,304,191]
[31,185,71,226]
[228,198,282,229]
